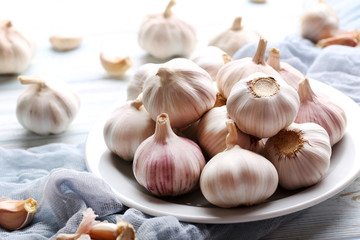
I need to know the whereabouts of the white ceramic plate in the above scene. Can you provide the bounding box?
[85,79,360,224]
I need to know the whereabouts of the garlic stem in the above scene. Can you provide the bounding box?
[222,54,232,64]
[130,93,144,110]
[231,16,242,31]
[267,48,281,71]
[225,120,238,150]
[0,20,12,28]
[156,67,172,85]
[154,113,176,143]
[298,78,316,102]
[163,0,176,18]
[213,92,227,107]
[252,37,267,65]
[18,75,46,88]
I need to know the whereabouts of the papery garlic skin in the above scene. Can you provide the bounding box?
[138,0,197,59]
[264,122,331,190]
[142,58,216,128]
[126,63,160,101]
[190,46,232,81]
[295,78,347,146]
[200,121,278,208]
[227,72,300,138]
[208,16,259,56]
[16,76,80,135]
[133,113,206,197]
[0,20,35,74]
[103,95,156,161]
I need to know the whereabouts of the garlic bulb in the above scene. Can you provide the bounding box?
[300,0,339,43]
[49,34,83,51]
[200,120,278,208]
[208,16,259,56]
[126,63,160,101]
[0,198,38,230]
[100,53,132,77]
[0,20,35,74]
[267,47,304,90]
[227,72,300,138]
[190,46,232,81]
[264,122,331,190]
[295,78,347,146]
[16,75,80,135]
[197,105,263,159]
[133,113,206,197]
[138,0,197,59]
[216,37,281,99]
[103,94,156,161]
[142,58,216,128]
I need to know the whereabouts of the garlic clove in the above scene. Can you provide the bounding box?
[316,30,360,48]
[0,198,38,230]
[49,34,83,51]
[100,53,133,77]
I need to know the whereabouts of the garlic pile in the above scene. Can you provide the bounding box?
[0,20,35,74]
[138,0,197,59]
[208,16,259,56]
[100,53,133,77]
[16,75,80,135]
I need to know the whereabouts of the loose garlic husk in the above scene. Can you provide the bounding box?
[142,58,216,128]
[103,94,155,161]
[49,35,83,51]
[100,53,133,77]
[295,78,347,146]
[0,198,38,230]
[264,122,331,190]
[227,72,300,138]
[0,20,35,74]
[200,120,278,208]
[126,63,160,101]
[216,37,281,99]
[208,16,259,56]
[133,113,206,197]
[197,105,264,159]
[16,76,80,135]
[267,47,304,90]
[300,0,339,43]
[138,0,197,59]
[190,46,232,81]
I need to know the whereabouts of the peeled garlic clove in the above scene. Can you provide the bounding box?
[100,53,132,77]
[200,120,278,208]
[295,78,347,146]
[300,0,339,43]
[89,221,136,240]
[133,113,206,197]
[227,72,300,138]
[142,58,216,128]
[190,46,232,81]
[216,37,281,99]
[16,75,80,135]
[0,198,38,230]
[49,34,83,51]
[138,0,197,59]
[126,63,160,101]
[208,16,260,56]
[0,20,35,74]
[264,122,331,190]
[267,47,304,90]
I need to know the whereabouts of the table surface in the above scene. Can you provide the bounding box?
[1,0,360,239]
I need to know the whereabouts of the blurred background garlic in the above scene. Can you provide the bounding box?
[100,52,133,77]
[16,75,80,135]
[208,16,259,57]
[137,0,197,59]
[0,20,35,74]
[264,122,331,190]
[49,34,83,51]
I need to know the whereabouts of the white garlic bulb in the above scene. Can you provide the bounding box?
[264,122,331,190]
[208,16,259,56]
[216,37,281,99]
[142,58,216,128]
[103,94,156,161]
[267,48,304,90]
[197,105,263,159]
[138,0,197,59]
[295,78,347,146]
[300,0,339,43]
[227,72,300,138]
[126,63,160,101]
[133,113,206,197]
[190,46,232,81]
[16,76,80,135]
[0,20,35,74]
[100,53,132,77]
[200,120,278,208]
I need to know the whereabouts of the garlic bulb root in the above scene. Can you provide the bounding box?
[100,53,133,77]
